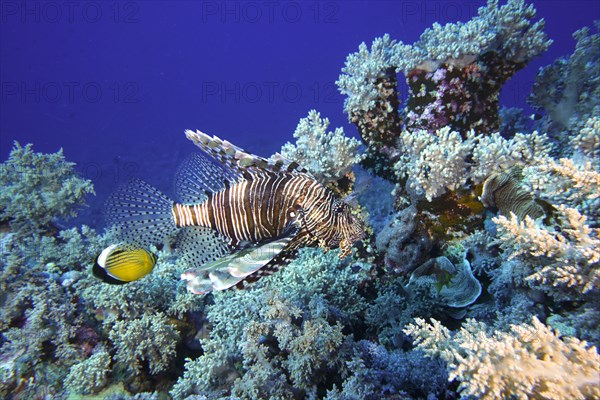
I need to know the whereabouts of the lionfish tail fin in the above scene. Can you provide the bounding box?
[105,178,178,247]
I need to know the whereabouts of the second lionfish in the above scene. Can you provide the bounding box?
[106,130,365,294]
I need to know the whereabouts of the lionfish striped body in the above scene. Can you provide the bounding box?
[106,130,364,294]
[173,170,353,254]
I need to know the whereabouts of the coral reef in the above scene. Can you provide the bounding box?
[336,34,403,152]
[480,168,545,221]
[354,168,395,234]
[280,110,364,185]
[498,106,530,138]
[110,312,179,375]
[572,116,600,163]
[405,317,600,399]
[64,347,112,394]
[2,3,599,399]
[325,342,449,399]
[0,145,101,398]
[338,0,551,172]
[395,126,550,201]
[170,247,370,399]
[529,22,599,150]
[396,127,473,201]
[0,142,94,234]
[492,206,599,300]
[0,145,198,397]
[375,205,430,274]
[523,155,600,226]
[406,256,482,309]
[476,111,600,308]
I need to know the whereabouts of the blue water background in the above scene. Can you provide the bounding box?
[1,0,598,228]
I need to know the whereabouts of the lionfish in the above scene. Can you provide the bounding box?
[106,130,365,294]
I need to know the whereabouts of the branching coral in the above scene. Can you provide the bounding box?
[572,116,600,163]
[64,347,112,394]
[395,127,550,201]
[470,131,551,182]
[171,248,369,399]
[0,142,94,234]
[392,0,550,73]
[404,316,600,400]
[109,312,179,375]
[472,116,600,339]
[0,144,198,397]
[492,207,600,300]
[529,23,599,144]
[364,278,417,348]
[2,4,597,399]
[336,35,404,149]
[279,110,363,184]
[325,341,449,399]
[523,155,600,222]
[238,297,347,399]
[0,257,89,398]
[269,247,369,319]
[396,127,473,201]
[339,0,551,148]
[399,0,550,134]
[70,249,207,393]
[0,145,103,398]
[77,249,200,320]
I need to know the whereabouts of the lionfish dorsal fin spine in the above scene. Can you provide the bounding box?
[185,129,313,177]
[270,153,311,174]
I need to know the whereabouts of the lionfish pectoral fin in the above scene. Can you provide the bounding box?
[234,248,298,290]
[208,270,245,291]
[177,226,231,270]
[179,270,213,295]
[180,229,297,294]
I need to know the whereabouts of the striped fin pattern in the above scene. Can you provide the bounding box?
[175,152,241,204]
[173,160,364,292]
[176,226,231,270]
[105,178,179,247]
[185,129,311,176]
[181,228,296,294]
[234,249,297,289]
